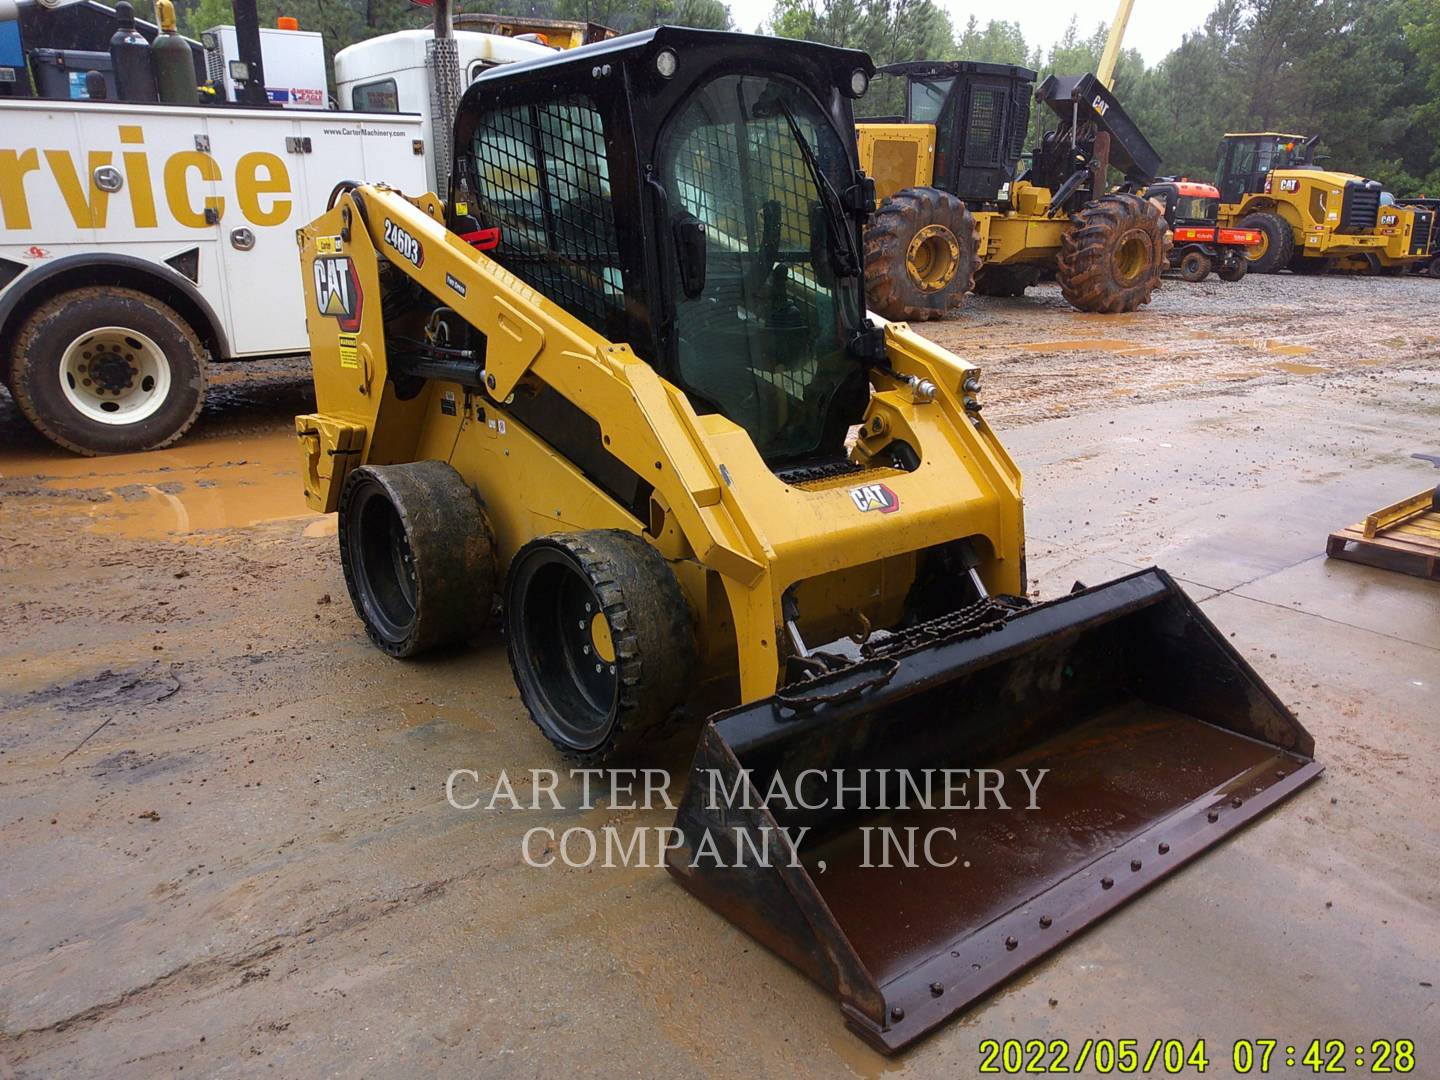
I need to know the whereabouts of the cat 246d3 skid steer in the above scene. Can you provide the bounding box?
[295,28,1321,1055]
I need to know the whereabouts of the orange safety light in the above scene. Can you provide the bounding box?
[277,15,299,29]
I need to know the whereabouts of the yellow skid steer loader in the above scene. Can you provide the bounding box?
[295,28,1321,1053]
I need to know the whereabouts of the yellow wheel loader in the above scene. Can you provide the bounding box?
[296,27,1321,1053]
[1215,133,1437,274]
[856,63,1171,319]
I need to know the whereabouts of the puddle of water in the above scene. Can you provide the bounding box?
[1263,340,1315,356]
[0,427,316,538]
[1272,361,1325,375]
[1011,338,1146,352]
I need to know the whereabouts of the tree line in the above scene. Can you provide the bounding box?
[154,0,1440,194]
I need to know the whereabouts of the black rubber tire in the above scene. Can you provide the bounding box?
[1178,250,1212,283]
[505,530,695,764]
[864,186,981,321]
[1428,255,1440,278]
[338,461,496,658]
[972,263,1041,297]
[10,287,206,456]
[1057,192,1170,313]
[1237,211,1294,274]
[1217,258,1248,283]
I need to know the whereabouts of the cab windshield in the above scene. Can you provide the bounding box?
[1174,195,1217,222]
[657,74,866,463]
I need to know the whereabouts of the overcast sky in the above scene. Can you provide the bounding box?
[724,0,1205,66]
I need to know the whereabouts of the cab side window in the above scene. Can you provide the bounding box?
[465,97,622,339]
[352,78,398,112]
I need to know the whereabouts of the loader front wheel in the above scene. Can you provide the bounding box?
[339,461,496,658]
[506,530,696,763]
[1236,211,1293,273]
[1057,192,1169,313]
[864,187,980,321]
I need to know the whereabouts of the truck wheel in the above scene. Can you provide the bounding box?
[338,461,496,658]
[1178,250,1212,283]
[973,264,1041,297]
[505,530,696,764]
[864,187,980,321]
[1428,255,1440,277]
[9,287,207,456]
[1217,258,1248,283]
[1057,192,1169,314]
[1236,212,1293,273]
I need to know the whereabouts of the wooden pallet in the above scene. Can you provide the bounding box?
[1326,488,1440,580]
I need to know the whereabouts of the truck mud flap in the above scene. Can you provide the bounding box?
[666,568,1322,1054]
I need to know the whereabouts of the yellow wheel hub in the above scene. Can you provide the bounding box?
[1246,231,1269,262]
[1114,232,1150,282]
[589,611,616,663]
[906,224,962,292]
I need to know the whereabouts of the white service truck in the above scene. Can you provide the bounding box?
[0,11,547,455]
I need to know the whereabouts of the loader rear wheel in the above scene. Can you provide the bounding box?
[506,530,696,764]
[1056,192,1168,313]
[1288,251,1330,275]
[972,263,1041,297]
[339,461,496,658]
[1236,211,1293,273]
[1177,250,1212,283]
[864,187,980,321]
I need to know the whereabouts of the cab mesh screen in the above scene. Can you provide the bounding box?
[466,97,622,337]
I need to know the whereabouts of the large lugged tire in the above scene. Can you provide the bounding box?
[973,263,1041,297]
[505,530,696,764]
[864,186,981,321]
[1056,192,1169,313]
[1237,211,1293,274]
[339,461,497,658]
[10,287,206,455]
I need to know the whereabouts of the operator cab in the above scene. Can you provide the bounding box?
[450,27,877,470]
[1214,132,1317,203]
[878,59,1036,204]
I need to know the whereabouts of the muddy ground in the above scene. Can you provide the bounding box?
[1,274,1437,1077]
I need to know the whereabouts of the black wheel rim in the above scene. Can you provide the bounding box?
[348,481,417,643]
[509,547,618,751]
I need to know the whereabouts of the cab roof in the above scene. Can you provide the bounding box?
[1154,180,1219,198]
[470,25,874,88]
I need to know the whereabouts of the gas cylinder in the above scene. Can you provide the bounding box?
[109,0,157,102]
[151,0,195,105]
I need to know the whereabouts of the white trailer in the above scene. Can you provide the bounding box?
[0,98,425,453]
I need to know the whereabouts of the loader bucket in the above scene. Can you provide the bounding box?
[666,568,1322,1054]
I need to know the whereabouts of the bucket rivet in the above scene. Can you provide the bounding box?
[1231,796,1243,808]
[1276,770,1286,779]
[1101,876,1114,889]
[1158,842,1170,854]
[1207,810,1220,823]
[1005,936,1018,950]
[1039,915,1052,928]
[930,982,944,996]
[891,1006,905,1021]
[1131,859,1142,872]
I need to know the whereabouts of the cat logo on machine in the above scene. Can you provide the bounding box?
[1380,212,1398,226]
[312,256,363,334]
[384,217,424,268]
[849,482,900,514]
[1278,178,1301,193]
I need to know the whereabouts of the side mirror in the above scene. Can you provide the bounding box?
[673,213,706,299]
